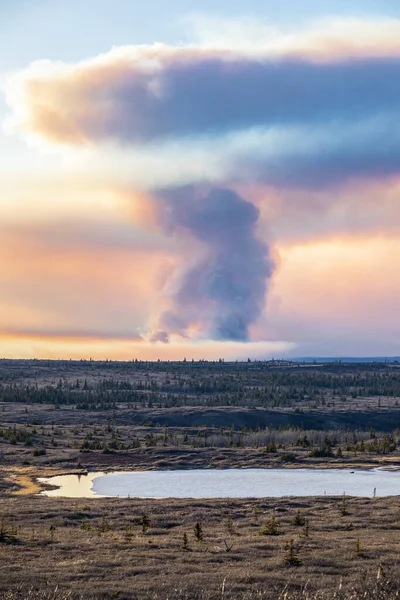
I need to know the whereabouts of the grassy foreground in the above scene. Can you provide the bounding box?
[1,493,400,599]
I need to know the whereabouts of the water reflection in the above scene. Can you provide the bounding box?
[38,472,105,498]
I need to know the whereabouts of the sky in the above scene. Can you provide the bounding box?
[2,0,400,360]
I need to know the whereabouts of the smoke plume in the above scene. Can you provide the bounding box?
[149,186,273,342]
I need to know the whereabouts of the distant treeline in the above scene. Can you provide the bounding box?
[0,362,400,410]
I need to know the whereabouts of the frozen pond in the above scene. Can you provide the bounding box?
[38,468,400,499]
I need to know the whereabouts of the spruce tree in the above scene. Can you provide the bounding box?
[194,522,204,542]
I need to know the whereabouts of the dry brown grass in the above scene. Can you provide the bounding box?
[0,572,399,599]
[0,494,400,599]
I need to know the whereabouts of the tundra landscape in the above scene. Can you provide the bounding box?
[1,359,400,598]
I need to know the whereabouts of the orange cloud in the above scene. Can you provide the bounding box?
[248,233,400,355]
[276,236,400,320]
[0,219,176,340]
[0,330,142,345]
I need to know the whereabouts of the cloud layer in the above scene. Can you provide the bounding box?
[11,49,399,144]
[6,23,400,192]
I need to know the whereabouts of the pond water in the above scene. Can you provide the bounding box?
[38,468,400,499]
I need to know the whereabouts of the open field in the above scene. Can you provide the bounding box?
[1,494,400,599]
[2,360,400,598]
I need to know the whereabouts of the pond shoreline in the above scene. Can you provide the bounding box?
[3,447,400,497]
[37,466,400,499]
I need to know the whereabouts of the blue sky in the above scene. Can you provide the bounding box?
[2,0,400,68]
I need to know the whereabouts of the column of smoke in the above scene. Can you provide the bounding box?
[149,185,273,343]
